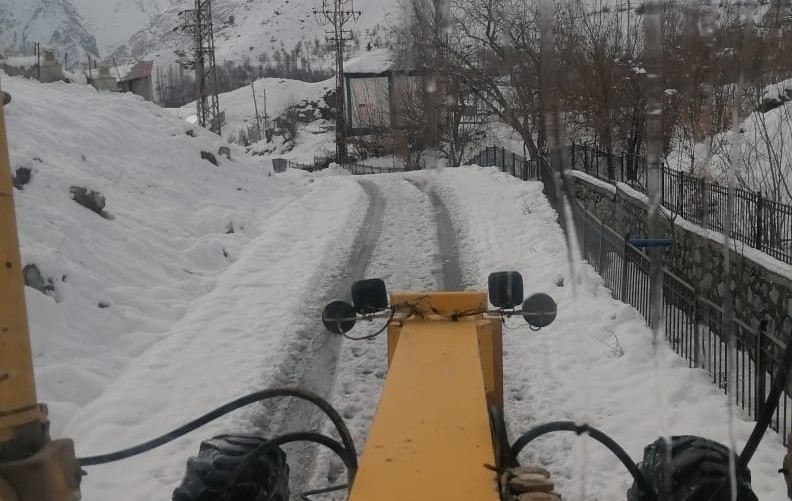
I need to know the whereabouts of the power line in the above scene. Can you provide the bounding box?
[180,0,223,135]
[314,0,361,162]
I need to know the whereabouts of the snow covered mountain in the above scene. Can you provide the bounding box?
[70,0,171,56]
[111,0,398,65]
[0,0,98,62]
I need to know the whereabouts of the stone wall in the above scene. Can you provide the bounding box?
[570,172,792,340]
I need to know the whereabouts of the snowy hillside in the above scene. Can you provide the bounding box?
[111,0,398,65]
[69,0,170,56]
[2,72,317,440]
[0,0,98,62]
[173,75,334,151]
[3,72,788,500]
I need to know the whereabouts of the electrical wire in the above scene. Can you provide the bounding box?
[76,388,358,474]
[508,421,657,501]
[343,307,395,341]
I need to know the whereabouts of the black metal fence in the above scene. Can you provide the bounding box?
[287,158,405,175]
[472,144,792,265]
[468,145,792,446]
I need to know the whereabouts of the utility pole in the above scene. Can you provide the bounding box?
[180,0,222,134]
[35,43,41,81]
[263,86,271,142]
[314,0,361,163]
[251,82,262,141]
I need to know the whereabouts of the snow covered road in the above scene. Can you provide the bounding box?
[8,75,786,499]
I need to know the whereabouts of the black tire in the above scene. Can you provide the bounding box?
[172,434,290,501]
[627,435,758,501]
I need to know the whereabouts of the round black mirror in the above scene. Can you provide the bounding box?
[322,301,357,334]
[521,293,557,328]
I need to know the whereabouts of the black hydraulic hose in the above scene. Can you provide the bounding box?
[77,388,357,472]
[508,421,657,501]
[739,336,792,471]
[264,432,355,485]
[223,432,357,493]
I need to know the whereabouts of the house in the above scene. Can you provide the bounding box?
[119,61,154,101]
[91,65,119,92]
[0,48,64,83]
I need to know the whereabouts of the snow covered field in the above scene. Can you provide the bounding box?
[4,72,788,500]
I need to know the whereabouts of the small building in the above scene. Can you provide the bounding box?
[119,61,154,101]
[0,48,64,83]
[92,64,119,92]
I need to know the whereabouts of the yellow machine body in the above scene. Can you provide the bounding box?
[349,291,503,501]
[0,94,81,500]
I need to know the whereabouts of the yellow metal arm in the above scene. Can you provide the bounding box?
[0,92,44,459]
[349,292,502,501]
[0,91,81,500]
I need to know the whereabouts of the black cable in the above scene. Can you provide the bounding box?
[343,307,395,341]
[221,432,357,499]
[77,388,358,472]
[508,421,657,501]
[301,484,349,500]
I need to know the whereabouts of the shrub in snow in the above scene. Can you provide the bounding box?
[12,166,31,190]
[201,151,219,166]
[69,186,106,217]
[23,264,54,295]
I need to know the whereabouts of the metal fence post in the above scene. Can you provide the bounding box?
[571,143,576,170]
[597,217,605,271]
[523,159,529,181]
[756,323,766,418]
[693,296,701,369]
[620,235,629,302]
[756,191,764,250]
[678,170,685,215]
[512,153,516,177]
[584,143,589,174]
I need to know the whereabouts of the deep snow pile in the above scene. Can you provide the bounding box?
[172,76,334,150]
[2,74,366,498]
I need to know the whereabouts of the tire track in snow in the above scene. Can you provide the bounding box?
[309,174,463,495]
[407,176,463,291]
[257,179,385,497]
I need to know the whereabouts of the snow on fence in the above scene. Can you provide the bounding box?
[287,157,405,174]
[471,144,792,265]
[468,144,792,445]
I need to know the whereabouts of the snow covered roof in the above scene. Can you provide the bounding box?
[344,49,394,75]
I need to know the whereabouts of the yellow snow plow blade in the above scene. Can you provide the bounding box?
[349,292,501,501]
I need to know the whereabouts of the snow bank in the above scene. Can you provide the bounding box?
[1,74,362,498]
[431,166,786,499]
[174,76,333,146]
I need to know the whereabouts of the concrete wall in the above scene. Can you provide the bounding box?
[129,77,153,102]
[570,172,792,340]
[1,53,63,84]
